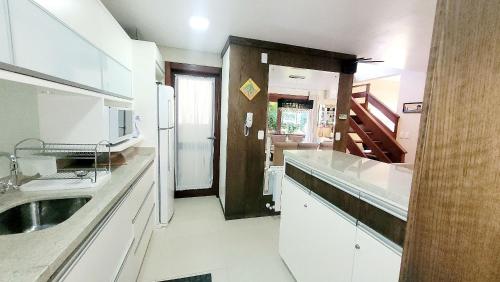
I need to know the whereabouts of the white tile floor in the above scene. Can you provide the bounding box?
[137,196,295,282]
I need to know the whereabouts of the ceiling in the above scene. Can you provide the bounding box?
[101,0,436,72]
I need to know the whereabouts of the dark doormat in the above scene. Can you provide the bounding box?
[160,273,212,282]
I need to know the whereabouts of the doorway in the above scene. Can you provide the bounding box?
[266,65,340,167]
[166,62,221,198]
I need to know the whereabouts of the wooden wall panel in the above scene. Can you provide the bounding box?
[400,0,500,281]
[223,38,355,219]
[224,44,271,218]
[334,73,353,151]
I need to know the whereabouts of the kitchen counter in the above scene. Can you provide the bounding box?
[284,150,413,220]
[0,147,155,282]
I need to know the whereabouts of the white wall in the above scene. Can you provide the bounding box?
[132,40,162,223]
[0,80,40,177]
[219,47,230,210]
[32,0,132,69]
[159,46,221,68]
[132,40,158,148]
[396,70,426,164]
[355,76,401,112]
[38,92,106,144]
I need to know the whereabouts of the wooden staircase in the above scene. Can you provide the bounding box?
[346,84,407,163]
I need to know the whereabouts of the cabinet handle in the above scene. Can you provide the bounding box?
[355,244,360,250]
[304,203,308,208]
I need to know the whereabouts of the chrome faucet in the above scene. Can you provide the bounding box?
[0,152,18,193]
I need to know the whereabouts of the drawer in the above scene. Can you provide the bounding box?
[127,165,154,219]
[115,240,140,282]
[134,202,155,262]
[133,185,155,235]
[59,189,134,282]
[114,238,137,282]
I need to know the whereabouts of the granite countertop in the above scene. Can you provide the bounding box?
[0,147,155,282]
[284,150,413,220]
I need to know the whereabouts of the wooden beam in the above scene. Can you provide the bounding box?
[333,73,353,152]
[268,93,309,102]
[221,35,356,61]
[400,0,500,281]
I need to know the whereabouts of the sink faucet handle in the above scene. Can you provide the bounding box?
[0,152,19,191]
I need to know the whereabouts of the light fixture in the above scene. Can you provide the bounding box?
[189,16,209,31]
[289,75,306,79]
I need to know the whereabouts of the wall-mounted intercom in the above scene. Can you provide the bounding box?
[244,112,253,136]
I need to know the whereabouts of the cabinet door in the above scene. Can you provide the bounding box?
[102,54,132,98]
[351,227,402,282]
[279,177,310,282]
[0,0,11,64]
[60,195,134,282]
[307,194,357,282]
[9,0,102,89]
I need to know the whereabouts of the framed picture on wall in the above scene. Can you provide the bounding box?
[403,102,423,113]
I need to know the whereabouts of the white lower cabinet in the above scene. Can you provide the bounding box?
[307,194,357,282]
[279,176,402,282]
[57,165,155,282]
[279,177,311,282]
[60,191,134,282]
[351,227,401,282]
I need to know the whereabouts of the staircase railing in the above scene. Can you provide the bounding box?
[350,97,407,162]
[352,84,400,138]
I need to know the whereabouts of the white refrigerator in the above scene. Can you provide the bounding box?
[157,84,175,224]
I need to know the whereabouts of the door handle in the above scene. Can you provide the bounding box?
[207,136,216,140]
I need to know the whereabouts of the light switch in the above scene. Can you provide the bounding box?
[338,114,348,120]
[261,53,268,64]
[258,130,265,140]
[335,132,341,141]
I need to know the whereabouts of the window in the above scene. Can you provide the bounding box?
[267,102,278,132]
[281,109,309,135]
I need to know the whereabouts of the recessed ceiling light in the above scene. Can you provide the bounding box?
[189,16,209,31]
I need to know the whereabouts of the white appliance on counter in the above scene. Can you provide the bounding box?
[106,107,134,145]
[157,84,175,224]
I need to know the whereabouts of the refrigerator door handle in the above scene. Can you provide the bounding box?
[167,131,170,172]
[167,100,170,128]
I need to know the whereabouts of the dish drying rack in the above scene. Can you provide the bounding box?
[14,138,111,183]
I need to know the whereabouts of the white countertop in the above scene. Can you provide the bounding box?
[0,147,155,282]
[284,150,413,220]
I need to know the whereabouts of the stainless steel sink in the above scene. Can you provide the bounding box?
[0,197,91,235]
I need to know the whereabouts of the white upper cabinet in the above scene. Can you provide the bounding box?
[3,0,133,99]
[102,54,132,98]
[0,0,12,64]
[9,0,102,89]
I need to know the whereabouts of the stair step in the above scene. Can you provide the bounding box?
[348,130,373,135]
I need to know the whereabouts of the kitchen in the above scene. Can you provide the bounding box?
[0,1,498,282]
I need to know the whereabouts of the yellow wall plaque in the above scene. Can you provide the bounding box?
[240,78,261,101]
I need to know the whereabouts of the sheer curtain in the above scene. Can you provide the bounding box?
[175,75,215,190]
